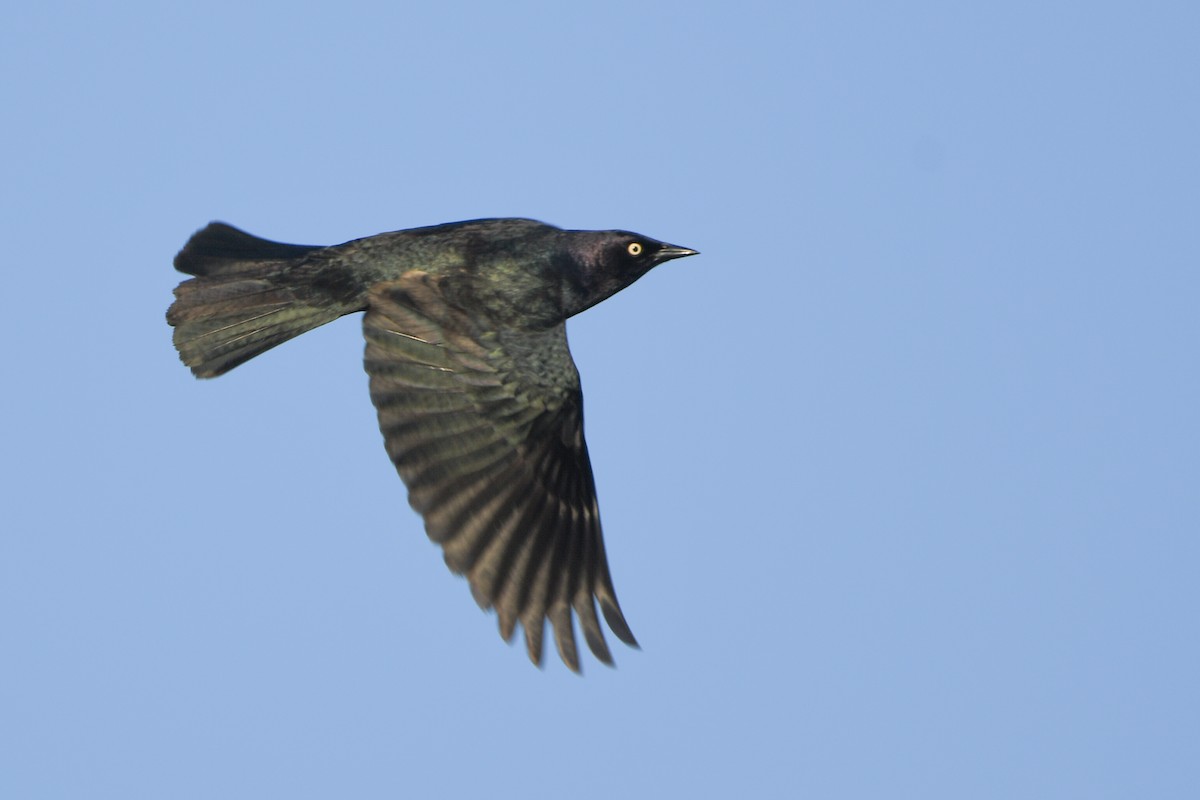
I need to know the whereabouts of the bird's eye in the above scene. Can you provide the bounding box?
[627,242,643,256]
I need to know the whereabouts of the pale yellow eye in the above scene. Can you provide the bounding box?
[627,242,643,256]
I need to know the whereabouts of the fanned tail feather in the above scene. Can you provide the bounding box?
[167,223,358,378]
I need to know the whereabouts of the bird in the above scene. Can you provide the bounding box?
[167,218,698,671]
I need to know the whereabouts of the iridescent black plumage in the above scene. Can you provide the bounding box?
[168,218,697,671]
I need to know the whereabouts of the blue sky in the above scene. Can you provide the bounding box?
[3,2,1198,797]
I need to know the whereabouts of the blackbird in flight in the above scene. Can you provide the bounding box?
[167,218,698,671]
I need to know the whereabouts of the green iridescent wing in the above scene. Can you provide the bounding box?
[362,271,637,671]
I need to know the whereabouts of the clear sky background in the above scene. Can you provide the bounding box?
[3,2,1198,797]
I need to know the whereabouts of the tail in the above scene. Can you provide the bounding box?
[167,223,360,378]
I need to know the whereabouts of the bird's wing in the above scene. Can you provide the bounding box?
[362,271,637,671]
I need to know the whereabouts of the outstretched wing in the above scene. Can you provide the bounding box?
[362,271,637,671]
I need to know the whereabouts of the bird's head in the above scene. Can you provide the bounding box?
[561,229,698,317]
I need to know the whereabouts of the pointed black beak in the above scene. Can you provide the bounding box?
[655,244,700,263]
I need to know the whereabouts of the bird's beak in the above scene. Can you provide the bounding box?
[655,244,700,263]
